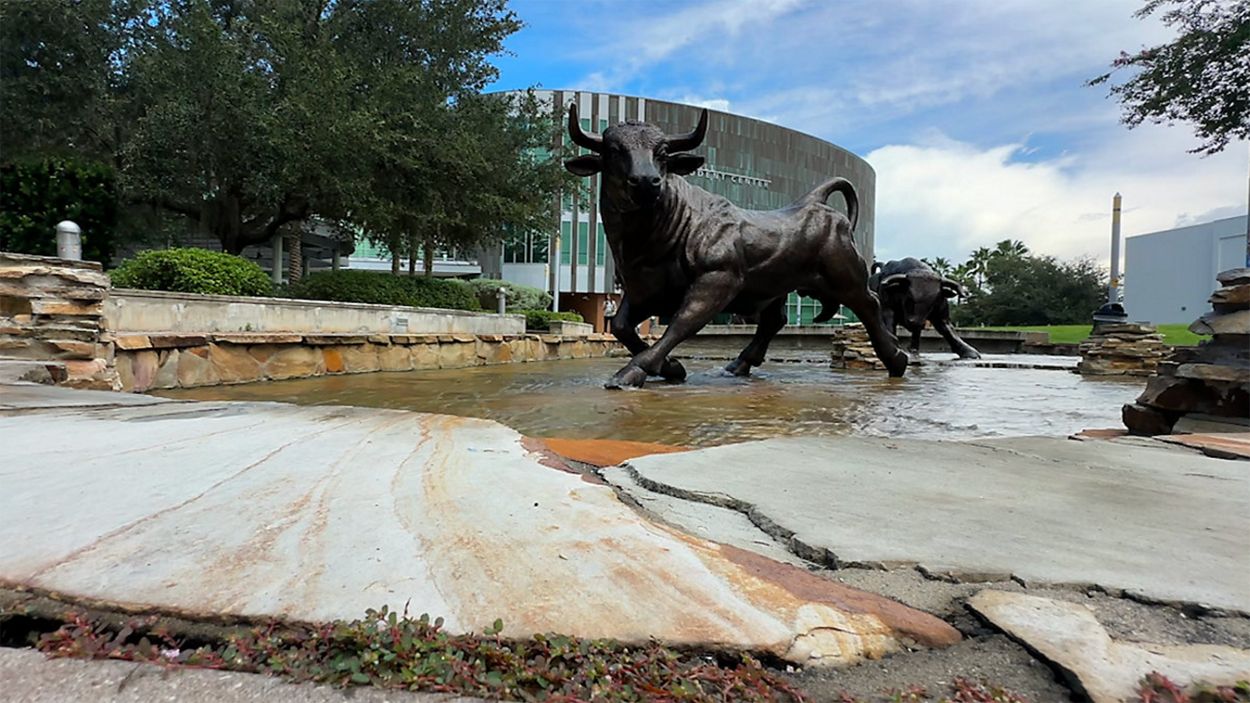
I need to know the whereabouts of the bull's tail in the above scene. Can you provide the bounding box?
[807,177,858,232]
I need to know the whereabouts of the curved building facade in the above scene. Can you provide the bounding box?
[493,90,876,326]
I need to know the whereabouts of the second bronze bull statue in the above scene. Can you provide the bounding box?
[563,104,907,388]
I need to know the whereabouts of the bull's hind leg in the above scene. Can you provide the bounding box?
[725,297,787,376]
[819,251,908,378]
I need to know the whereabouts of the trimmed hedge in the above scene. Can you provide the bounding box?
[523,309,583,331]
[0,157,119,266]
[110,248,273,296]
[284,270,481,311]
[465,278,552,312]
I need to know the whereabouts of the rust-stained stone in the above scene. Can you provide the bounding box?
[410,343,440,370]
[129,350,159,392]
[215,333,303,345]
[1157,432,1250,460]
[367,334,391,344]
[377,345,412,372]
[1217,267,1250,286]
[176,346,220,388]
[968,591,1250,703]
[1176,362,1250,383]
[1211,283,1250,305]
[339,344,380,373]
[148,334,209,349]
[303,334,368,346]
[539,438,688,468]
[436,334,456,343]
[478,334,503,343]
[46,339,97,359]
[207,343,263,385]
[263,346,324,380]
[413,334,440,344]
[29,299,104,316]
[0,400,958,666]
[452,333,476,344]
[114,334,152,350]
[437,342,476,369]
[152,349,180,389]
[114,353,135,391]
[322,347,345,374]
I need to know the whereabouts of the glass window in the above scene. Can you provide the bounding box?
[577,222,589,265]
[531,231,549,264]
[596,223,607,265]
[560,221,571,264]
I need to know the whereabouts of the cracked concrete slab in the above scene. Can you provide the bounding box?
[968,590,1250,703]
[615,435,1250,613]
[0,385,959,666]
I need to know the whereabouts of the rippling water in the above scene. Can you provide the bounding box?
[161,356,1143,448]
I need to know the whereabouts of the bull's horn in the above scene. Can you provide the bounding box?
[567,103,603,152]
[667,108,708,152]
[881,273,909,287]
[941,277,967,297]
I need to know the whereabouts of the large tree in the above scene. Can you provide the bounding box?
[1090,0,1250,155]
[2,0,567,256]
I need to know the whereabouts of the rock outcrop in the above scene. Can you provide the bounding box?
[1076,322,1167,376]
[1123,268,1250,435]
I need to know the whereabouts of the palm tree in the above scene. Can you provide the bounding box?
[929,256,953,276]
[969,247,993,289]
[992,239,1029,259]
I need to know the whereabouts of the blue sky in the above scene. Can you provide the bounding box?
[487,0,1248,265]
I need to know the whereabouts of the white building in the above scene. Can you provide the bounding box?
[1124,215,1248,323]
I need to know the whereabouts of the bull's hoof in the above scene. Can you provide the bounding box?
[660,358,687,383]
[605,364,648,390]
[885,350,909,378]
[724,358,752,377]
[959,348,983,360]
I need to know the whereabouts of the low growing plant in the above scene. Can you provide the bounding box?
[35,606,805,702]
[109,248,273,296]
[523,309,584,331]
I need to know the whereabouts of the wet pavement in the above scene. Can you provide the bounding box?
[163,356,1143,447]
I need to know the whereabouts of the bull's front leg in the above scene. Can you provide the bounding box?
[932,317,981,359]
[607,272,740,389]
[610,297,686,382]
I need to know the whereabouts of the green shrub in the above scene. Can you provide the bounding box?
[110,248,273,296]
[466,278,552,312]
[523,309,583,330]
[0,157,119,266]
[284,270,481,311]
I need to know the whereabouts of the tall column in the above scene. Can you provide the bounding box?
[1109,192,1122,303]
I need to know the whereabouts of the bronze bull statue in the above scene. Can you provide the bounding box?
[563,104,907,388]
[870,258,981,359]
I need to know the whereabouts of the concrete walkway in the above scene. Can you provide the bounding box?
[0,648,486,703]
[608,435,1250,614]
[0,383,957,667]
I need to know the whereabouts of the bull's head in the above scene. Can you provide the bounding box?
[880,272,966,329]
[563,103,708,210]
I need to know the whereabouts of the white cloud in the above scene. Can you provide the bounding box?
[675,95,732,112]
[868,126,1248,267]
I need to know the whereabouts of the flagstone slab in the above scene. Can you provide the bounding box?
[969,590,1250,703]
[616,435,1250,613]
[0,386,958,665]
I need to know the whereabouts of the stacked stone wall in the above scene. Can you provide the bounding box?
[0,252,119,389]
[1123,268,1250,435]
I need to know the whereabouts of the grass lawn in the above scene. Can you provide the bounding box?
[977,323,1207,346]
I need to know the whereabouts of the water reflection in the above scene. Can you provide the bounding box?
[162,358,1141,447]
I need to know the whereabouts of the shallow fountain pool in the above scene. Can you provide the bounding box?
[161,356,1143,448]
